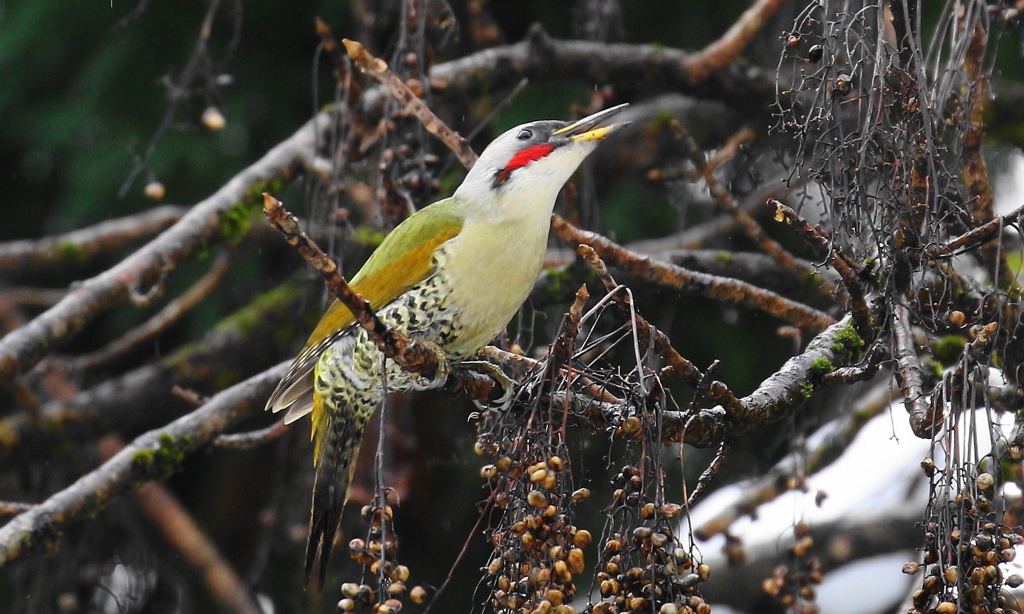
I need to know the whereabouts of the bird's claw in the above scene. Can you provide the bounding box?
[460,360,516,407]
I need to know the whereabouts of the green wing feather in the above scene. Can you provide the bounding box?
[264,199,464,421]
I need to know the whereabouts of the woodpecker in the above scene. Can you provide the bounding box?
[266,104,628,587]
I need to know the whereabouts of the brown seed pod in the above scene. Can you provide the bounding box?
[567,549,585,574]
[144,181,166,201]
[528,490,548,508]
[554,559,572,583]
[487,558,503,575]
[338,598,356,611]
[548,456,564,471]
[201,106,226,131]
[571,488,591,503]
[573,530,592,548]
[633,527,653,542]
[410,585,428,604]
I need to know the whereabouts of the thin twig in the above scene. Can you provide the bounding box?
[214,417,289,448]
[65,253,233,371]
[770,200,871,337]
[667,122,830,300]
[577,244,744,414]
[926,202,1024,259]
[682,0,791,84]
[262,193,443,378]
[343,38,478,169]
[551,216,835,331]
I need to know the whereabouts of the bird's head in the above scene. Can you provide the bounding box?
[454,104,629,214]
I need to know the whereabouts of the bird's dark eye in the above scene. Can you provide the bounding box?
[516,129,533,141]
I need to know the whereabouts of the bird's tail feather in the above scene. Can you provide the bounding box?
[305,415,363,590]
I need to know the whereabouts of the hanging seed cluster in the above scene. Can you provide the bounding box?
[760,521,821,614]
[904,503,1023,614]
[478,439,589,614]
[336,499,433,613]
[591,465,711,614]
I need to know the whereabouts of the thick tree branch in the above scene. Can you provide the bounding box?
[661,315,862,446]
[0,283,307,469]
[0,362,288,566]
[425,26,777,117]
[0,205,186,275]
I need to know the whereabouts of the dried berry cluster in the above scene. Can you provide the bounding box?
[591,465,710,614]
[903,465,1024,614]
[904,512,1023,614]
[760,521,822,614]
[337,501,432,613]
[479,446,591,614]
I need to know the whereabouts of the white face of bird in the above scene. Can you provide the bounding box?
[454,104,629,217]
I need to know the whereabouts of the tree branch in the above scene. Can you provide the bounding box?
[0,362,288,566]
[0,109,341,383]
[550,215,836,331]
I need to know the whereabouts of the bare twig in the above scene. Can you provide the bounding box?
[551,216,835,331]
[926,202,1024,259]
[214,417,289,449]
[65,253,233,371]
[687,439,733,506]
[770,200,871,337]
[577,244,744,414]
[666,122,829,299]
[0,362,289,566]
[262,194,443,378]
[682,0,790,84]
[0,501,34,519]
[343,38,479,169]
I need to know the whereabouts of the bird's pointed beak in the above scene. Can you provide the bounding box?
[553,103,630,143]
